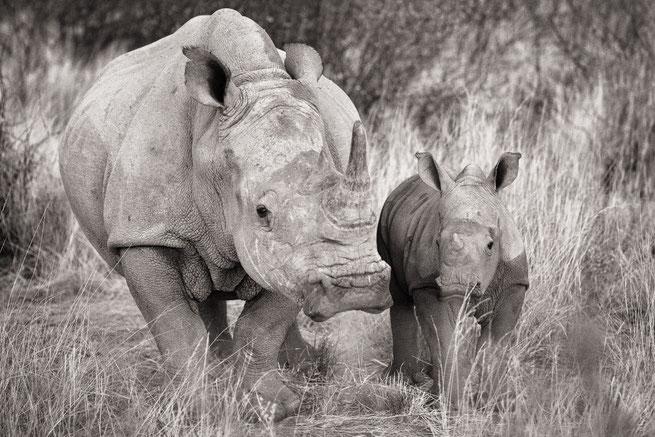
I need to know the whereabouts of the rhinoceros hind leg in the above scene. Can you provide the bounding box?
[277,320,316,374]
[198,292,234,359]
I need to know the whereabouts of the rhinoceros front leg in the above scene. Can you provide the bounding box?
[232,289,300,421]
[474,286,526,407]
[387,305,425,384]
[414,288,476,407]
[120,247,209,373]
[198,292,233,359]
[477,286,526,351]
[277,320,316,373]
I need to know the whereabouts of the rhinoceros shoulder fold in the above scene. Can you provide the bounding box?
[69,13,249,270]
[100,32,205,254]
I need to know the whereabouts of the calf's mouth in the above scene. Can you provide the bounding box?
[435,274,483,300]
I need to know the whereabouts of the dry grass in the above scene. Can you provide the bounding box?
[2,17,655,437]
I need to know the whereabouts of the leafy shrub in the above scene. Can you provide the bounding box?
[0,75,71,276]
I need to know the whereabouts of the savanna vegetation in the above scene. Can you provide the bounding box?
[1,0,654,435]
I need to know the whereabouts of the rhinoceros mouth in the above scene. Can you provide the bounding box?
[303,262,392,321]
[435,277,483,300]
[308,260,388,288]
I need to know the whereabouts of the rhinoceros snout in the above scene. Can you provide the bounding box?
[435,266,484,300]
[302,265,392,321]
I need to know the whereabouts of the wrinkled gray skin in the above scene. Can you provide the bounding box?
[59,9,391,421]
[377,152,529,406]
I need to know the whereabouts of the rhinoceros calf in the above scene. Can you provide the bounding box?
[59,9,391,420]
[377,152,529,405]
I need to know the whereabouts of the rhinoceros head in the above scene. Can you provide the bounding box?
[416,152,522,300]
[182,38,391,320]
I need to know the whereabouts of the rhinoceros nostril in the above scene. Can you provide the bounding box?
[309,313,329,322]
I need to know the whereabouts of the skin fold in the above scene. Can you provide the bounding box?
[377,152,529,406]
[59,8,392,421]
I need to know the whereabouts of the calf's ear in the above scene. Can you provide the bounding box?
[182,46,236,108]
[415,152,454,192]
[488,152,521,192]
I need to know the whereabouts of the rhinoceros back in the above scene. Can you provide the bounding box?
[377,175,442,306]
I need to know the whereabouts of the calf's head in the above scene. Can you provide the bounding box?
[416,152,522,300]
[183,41,391,320]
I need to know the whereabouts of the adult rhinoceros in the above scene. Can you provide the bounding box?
[59,8,391,420]
[377,152,529,406]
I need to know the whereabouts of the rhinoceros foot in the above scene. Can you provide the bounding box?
[383,362,434,391]
[243,372,300,422]
[471,387,517,412]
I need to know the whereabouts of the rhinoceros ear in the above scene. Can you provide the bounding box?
[183,46,234,108]
[488,152,521,192]
[415,152,454,193]
[284,43,323,82]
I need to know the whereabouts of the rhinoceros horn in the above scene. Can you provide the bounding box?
[321,122,375,228]
[343,121,371,191]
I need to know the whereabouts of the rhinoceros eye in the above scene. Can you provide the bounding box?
[256,205,268,218]
[487,241,494,250]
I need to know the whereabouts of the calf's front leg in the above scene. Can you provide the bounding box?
[388,305,424,383]
[474,285,526,406]
[232,289,301,421]
[414,288,476,407]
